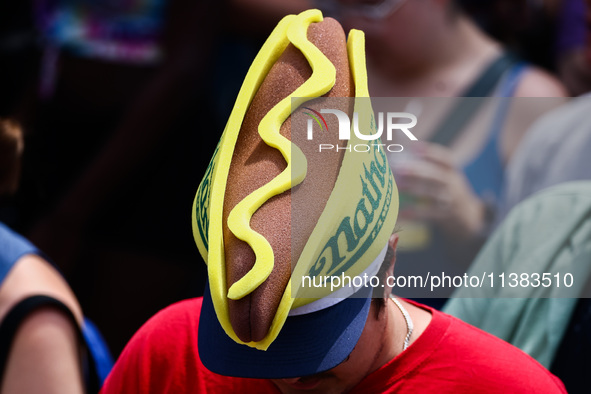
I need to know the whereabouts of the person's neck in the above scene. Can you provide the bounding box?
[367,298,414,372]
[371,298,433,374]
[369,16,501,97]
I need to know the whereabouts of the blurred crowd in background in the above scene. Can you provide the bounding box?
[1,0,591,391]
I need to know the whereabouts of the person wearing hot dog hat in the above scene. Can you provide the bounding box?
[101,10,565,394]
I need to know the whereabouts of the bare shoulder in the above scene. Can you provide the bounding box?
[514,67,569,98]
[501,67,569,161]
[0,254,83,324]
[0,254,86,393]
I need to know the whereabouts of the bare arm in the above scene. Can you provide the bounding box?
[0,255,86,393]
[1,309,84,394]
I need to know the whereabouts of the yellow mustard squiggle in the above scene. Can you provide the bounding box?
[226,9,337,301]
[206,14,296,351]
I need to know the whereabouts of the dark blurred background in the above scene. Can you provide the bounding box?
[0,0,588,359]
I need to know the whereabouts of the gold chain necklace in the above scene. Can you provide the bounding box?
[390,297,414,351]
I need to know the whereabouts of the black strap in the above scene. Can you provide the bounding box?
[430,52,519,147]
[0,295,100,393]
[461,52,519,98]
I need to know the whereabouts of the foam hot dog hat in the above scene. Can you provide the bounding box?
[193,9,398,378]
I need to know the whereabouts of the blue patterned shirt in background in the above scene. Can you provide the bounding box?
[35,0,167,65]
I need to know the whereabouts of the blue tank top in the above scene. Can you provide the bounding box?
[394,62,528,310]
[0,222,39,284]
[463,62,528,202]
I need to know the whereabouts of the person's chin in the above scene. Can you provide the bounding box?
[272,376,337,394]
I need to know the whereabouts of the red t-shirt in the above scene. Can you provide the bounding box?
[101,298,566,393]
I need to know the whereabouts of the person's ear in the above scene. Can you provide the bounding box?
[388,232,399,250]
